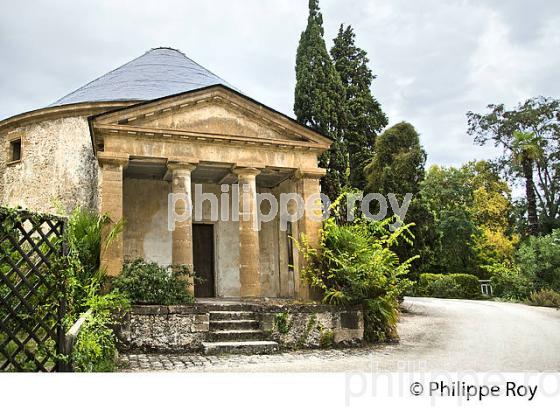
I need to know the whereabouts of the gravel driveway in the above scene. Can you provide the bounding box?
[120,297,560,372]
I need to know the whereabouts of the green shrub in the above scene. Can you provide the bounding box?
[64,208,124,321]
[451,273,481,298]
[417,273,481,299]
[299,205,416,342]
[273,312,292,334]
[363,295,399,342]
[517,230,560,292]
[72,291,129,372]
[486,263,532,299]
[113,258,195,305]
[319,329,334,348]
[527,289,560,308]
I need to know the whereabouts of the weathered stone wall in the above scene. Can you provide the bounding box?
[0,115,97,215]
[257,305,364,349]
[118,303,364,353]
[117,305,210,352]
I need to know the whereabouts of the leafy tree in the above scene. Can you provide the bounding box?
[364,122,434,273]
[420,161,517,276]
[294,0,347,200]
[365,122,426,196]
[467,97,560,235]
[330,24,388,189]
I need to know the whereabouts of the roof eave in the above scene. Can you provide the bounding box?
[0,101,139,132]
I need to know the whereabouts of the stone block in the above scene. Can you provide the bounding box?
[340,311,360,329]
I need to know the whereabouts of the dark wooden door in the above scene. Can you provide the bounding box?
[193,224,215,298]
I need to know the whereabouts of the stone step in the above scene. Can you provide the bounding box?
[207,329,265,342]
[209,319,260,331]
[201,303,256,312]
[209,311,255,321]
[202,341,279,355]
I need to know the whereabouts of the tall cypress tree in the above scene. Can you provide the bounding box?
[294,0,347,200]
[331,24,388,190]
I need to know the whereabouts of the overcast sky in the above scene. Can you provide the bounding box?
[1,0,559,166]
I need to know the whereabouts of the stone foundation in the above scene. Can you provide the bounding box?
[117,302,364,353]
[256,304,364,349]
[117,305,210,352]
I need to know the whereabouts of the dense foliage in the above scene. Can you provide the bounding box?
[62,208,129,371]
[331,24,387,190]
[299,200,416,342]
[517,229,560,291]
[113,258,195,305]
[416,273,481,299]
[419,161,517,276]
[71,292,129,372]
[483,229,560,303]
[486,263,532,300]
[64,208,124,320]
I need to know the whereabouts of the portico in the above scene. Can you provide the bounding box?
[92,85,330,300]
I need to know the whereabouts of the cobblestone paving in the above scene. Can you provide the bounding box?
[118,347,385,372]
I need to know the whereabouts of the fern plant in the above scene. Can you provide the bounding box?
[298,194,417,341]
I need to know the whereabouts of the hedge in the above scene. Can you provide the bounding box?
[416,273,481,299]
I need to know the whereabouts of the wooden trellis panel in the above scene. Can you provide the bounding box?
[0,209,66,372]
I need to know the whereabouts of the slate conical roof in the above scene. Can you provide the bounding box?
[49,47,232,107]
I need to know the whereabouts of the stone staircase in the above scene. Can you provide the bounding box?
[201,303,279,355]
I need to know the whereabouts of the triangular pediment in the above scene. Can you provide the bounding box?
[90,85,331,150]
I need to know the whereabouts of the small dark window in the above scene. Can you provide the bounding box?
[10,139,21,162]
[286,221,294,271]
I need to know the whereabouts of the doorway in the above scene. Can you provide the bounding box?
[193,224,215,298]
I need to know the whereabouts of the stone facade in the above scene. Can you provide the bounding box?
[91,86,331,299]
[0,85,331,300]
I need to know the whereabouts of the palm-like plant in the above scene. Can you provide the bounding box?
[65,208,124,312]
[511,131,543,236]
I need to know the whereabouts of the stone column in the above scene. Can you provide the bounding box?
[98,152,129,277]
[168,161,197,294]
[233,166,261,298]
[295,168,326,301]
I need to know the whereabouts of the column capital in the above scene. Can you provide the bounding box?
[167,159,197,173]
[233,166,261,177]
[295,168,326,180]
[97,152,129,168]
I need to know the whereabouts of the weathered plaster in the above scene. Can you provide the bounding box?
[122,180,292,298]
[123,178,172,266]
[0,116,97,214]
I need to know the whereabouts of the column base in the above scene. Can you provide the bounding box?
[239,283,261,298]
